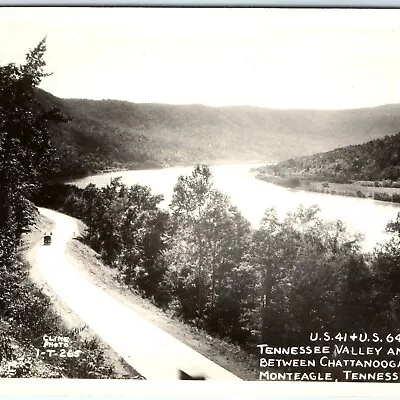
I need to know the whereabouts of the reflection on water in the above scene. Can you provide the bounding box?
[71,163,400,252]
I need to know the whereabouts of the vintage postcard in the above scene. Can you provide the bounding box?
[1,5,400,397]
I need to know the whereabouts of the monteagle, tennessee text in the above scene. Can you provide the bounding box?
[257,343,400,381]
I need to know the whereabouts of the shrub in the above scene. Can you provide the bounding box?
[382,179,393,188]
[392,193,400,203]
[356,190,366,198]
[358,181,375,187]
[285,177,301,188]
[373,192,392,202]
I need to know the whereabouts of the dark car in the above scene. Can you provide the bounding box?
[43,234,52,245]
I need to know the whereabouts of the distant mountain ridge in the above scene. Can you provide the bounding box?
[36,89,400,178]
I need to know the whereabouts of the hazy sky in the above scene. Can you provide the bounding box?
[1,7,400,109]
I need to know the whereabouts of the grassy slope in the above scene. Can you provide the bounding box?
[36,89,400,178]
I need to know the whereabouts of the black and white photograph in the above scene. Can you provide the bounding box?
[3,5,400,389]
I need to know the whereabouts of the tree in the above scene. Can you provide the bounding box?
[118,183,170,299]
[73,178,171,302]
[0,38,65,265]
[168,165,217,319]
[370,212,400,331]
[250,205,365,345]
[386,211,400,236]
[167,165,254,341]
[0,40,70,372]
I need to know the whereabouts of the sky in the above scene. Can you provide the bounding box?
[1,7,400,109]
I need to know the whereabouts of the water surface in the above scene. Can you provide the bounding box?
[71,164,400,252]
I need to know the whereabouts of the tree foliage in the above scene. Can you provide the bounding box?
[36,164,400,378]
[166,166,255,340]
[0,38,64,254]
[250,206,368,345]
[36,179,171,304]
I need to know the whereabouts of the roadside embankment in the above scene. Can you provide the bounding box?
[22,210,143,379]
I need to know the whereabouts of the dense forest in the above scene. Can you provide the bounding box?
[260,132,400,184]
[36,167,400,380]
[38,89,400,179]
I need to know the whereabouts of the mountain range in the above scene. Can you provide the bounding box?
[37,89,400,178]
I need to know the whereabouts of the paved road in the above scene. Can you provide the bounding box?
[31,207,242,381]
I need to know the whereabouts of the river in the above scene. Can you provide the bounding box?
[70,163,400,252]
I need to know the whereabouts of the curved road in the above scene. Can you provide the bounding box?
[31,207,241,381]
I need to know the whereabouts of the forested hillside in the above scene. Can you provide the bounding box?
[36,89,400,179]
[261,132,400,183]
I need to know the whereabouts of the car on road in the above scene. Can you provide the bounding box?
[43,234,52,246]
